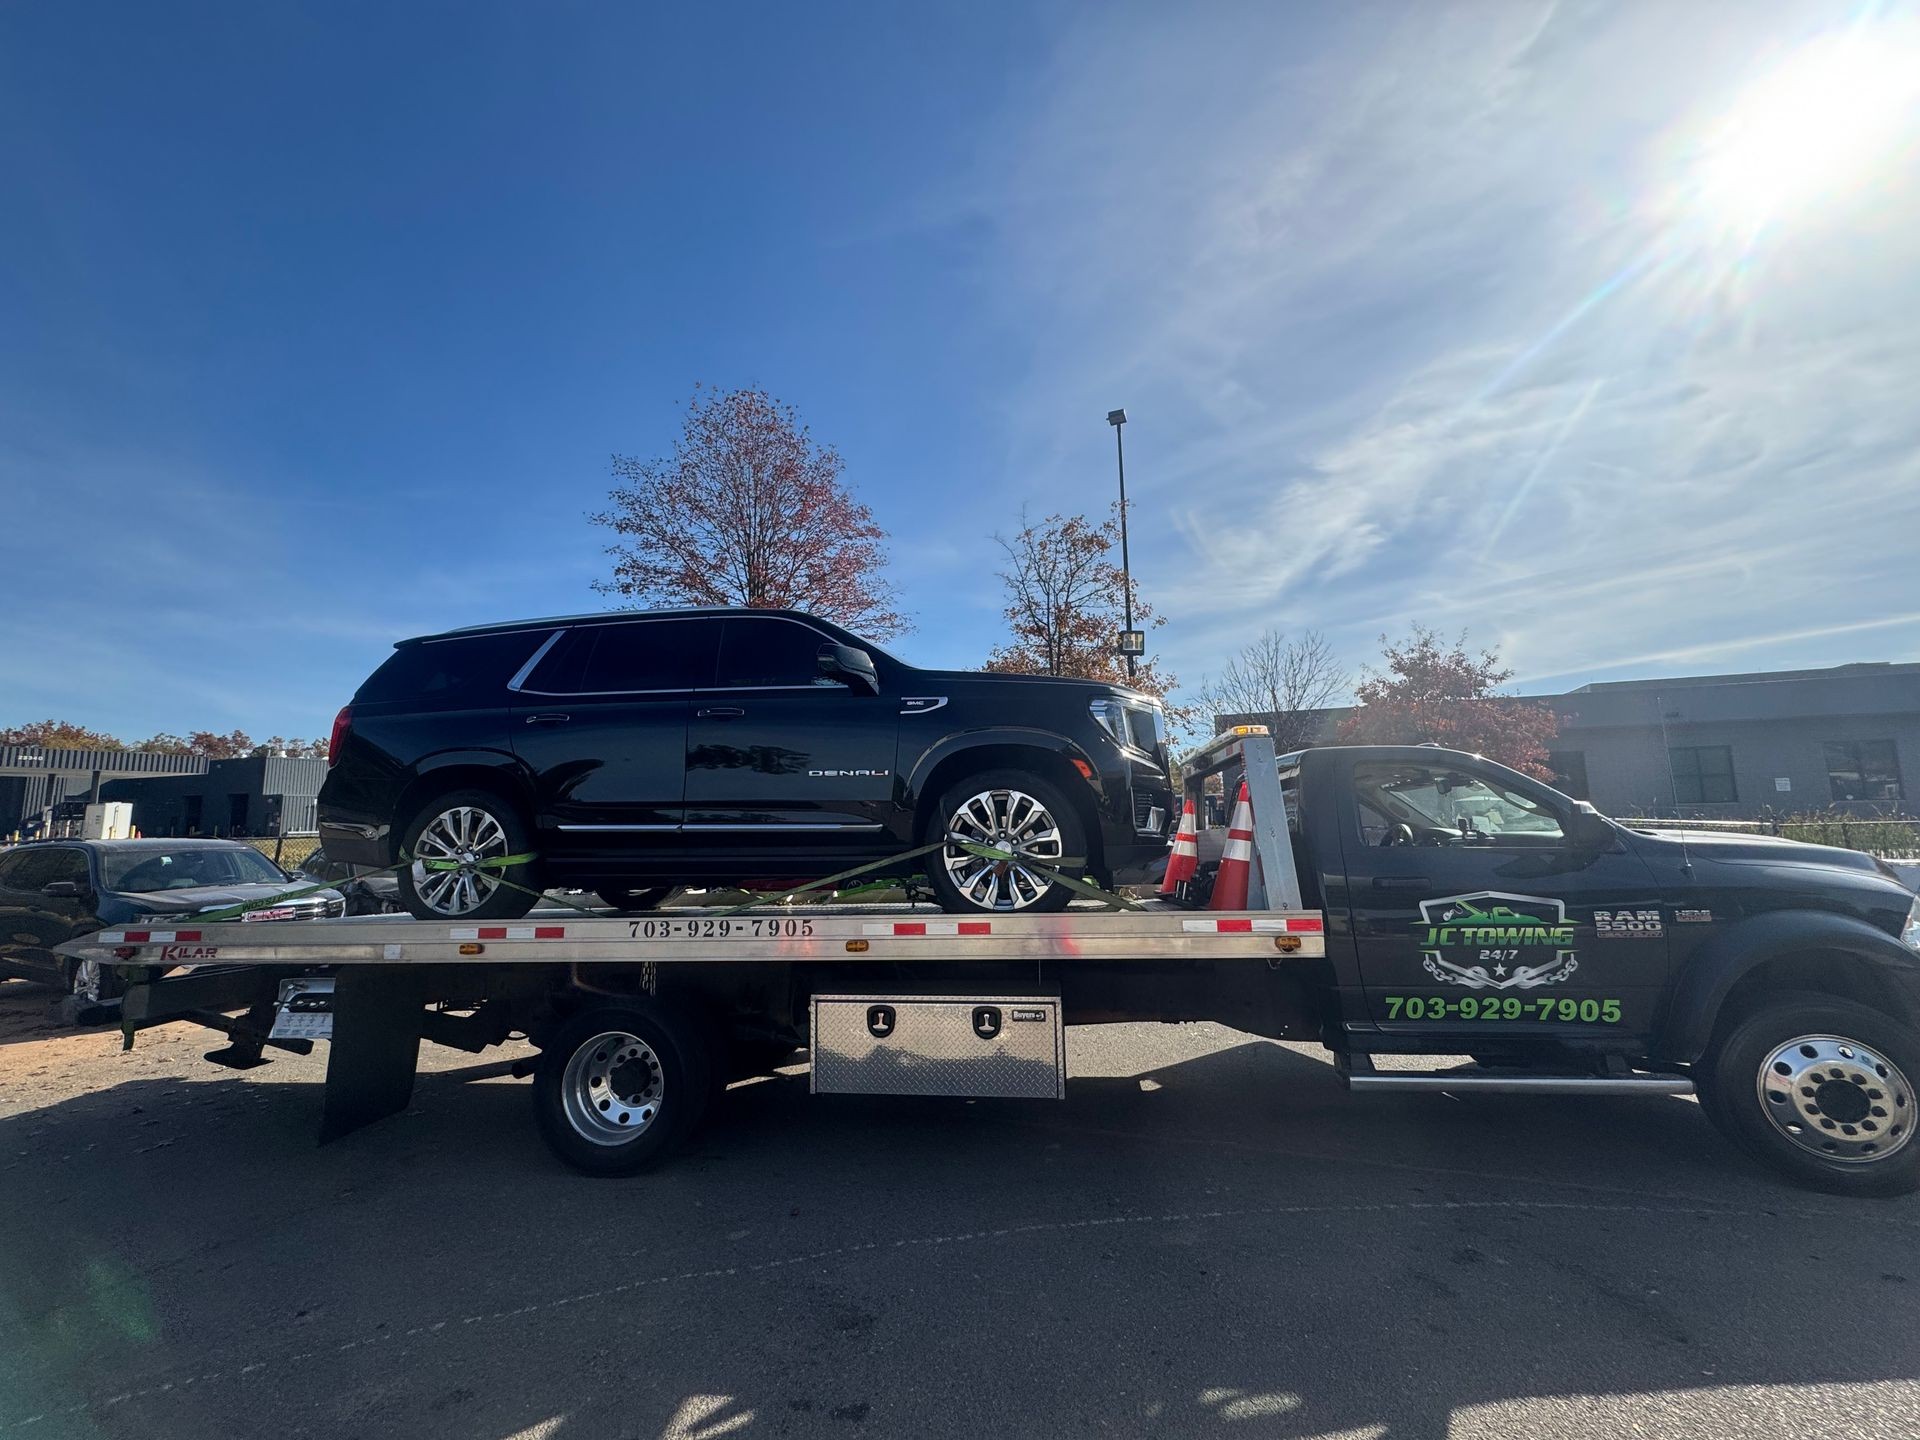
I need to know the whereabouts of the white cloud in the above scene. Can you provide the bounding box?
[953,0,1920,697]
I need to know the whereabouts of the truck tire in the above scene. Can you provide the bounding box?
[924,768,1087,914]
[533,1003,715,1176]
[1700,993,1920,1197]
[396,789,539,922]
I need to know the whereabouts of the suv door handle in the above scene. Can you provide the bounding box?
[524,713,571,726]
[696,706,745,719]
[1371,876,1432,891]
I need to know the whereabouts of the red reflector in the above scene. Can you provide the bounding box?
[177,930,201,942]
[327,704,352,768]
[534,926,564,939]
[1216,918,1253,933]
[1287,917,1324,933]
[894,922,926,936]
[123,930,150,942]
[478,927,507,940]
[958,922,991,935]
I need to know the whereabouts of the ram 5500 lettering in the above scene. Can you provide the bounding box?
[318,609,1173,920]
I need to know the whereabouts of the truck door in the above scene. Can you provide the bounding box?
[1337,755,1670,1042]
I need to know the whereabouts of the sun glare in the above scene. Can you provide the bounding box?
[1685,25,1920,238]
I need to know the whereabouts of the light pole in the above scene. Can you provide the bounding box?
[1107,408,1138,679]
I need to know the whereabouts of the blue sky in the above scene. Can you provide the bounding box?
[4,1,1919,741]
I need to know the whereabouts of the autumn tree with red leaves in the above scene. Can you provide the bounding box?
[0,719,127,750]
[591,386,906,638]
[984,507,1185,722]
[1337,627,1557,778]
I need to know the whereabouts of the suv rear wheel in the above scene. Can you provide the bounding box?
[924,769,1087,914]
[1700,993,1920,1197]
[397,789,539,921]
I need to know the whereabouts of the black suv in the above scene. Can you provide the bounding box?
[318,609,1173,920]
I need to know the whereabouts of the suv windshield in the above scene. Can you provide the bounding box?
[102,847,290,893]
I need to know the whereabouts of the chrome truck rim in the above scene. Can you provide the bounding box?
[409,805,509,916]
[561,1031,665,1145]
[1757,1034,1913,1163]
[942,787,1065,911]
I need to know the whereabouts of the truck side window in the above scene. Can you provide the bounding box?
[1353,762,1564,848]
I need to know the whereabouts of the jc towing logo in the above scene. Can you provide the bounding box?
[1418,891,1578,990]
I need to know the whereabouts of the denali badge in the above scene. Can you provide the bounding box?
[808,768,891,778]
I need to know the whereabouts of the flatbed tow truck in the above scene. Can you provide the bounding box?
[56,732,1920,1195]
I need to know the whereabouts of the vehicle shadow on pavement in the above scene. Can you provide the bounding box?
[2,1034,1918,1440]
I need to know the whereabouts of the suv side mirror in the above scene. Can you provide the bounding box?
[42,880,83,899]
[817,643,879,695]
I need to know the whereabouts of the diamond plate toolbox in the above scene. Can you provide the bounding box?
[809,994,1065,1099]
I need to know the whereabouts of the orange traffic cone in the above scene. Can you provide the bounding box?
[1158,796,1200,897]
[1208,781,1255,911]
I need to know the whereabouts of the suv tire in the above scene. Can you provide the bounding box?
[1700,992,1920,1197]
[924,768,1088,914]
[396,789,539,922]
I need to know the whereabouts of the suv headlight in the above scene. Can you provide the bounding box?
[1904,896,1920,953]
[1089,696,1161,755]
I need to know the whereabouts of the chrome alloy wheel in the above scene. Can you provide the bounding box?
[561,1031,666,1145]
[942,787,1066,912]
[69,959,107,1003]
[409,805,510,917]
[1757,1033,1913,1163]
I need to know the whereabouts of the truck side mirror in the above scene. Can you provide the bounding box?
[42,880,83,899]
[1566,804,1616,850]
[817,643,880,695]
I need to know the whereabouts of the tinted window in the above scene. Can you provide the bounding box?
[46,849,91,887]
[357,630,552,704]
[0,851,27,888]
[102,846,289,892]
[1,848,65,890]
[1826,740,1903,804]
[531,619,722,693]
[716,618,838,689]
[1353,762,1564,847]
[1670,745,1736,805]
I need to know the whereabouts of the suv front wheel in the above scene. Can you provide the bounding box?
[924,769,1088,915]
[397,789,540,921]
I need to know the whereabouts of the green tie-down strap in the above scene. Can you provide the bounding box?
[948,840,1144,911]
[412,851,538,872]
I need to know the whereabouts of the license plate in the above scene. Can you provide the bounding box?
[269,976,335,1040]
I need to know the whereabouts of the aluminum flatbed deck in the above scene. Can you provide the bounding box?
[64,901,1327,968]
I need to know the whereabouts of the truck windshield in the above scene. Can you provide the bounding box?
[1354,762,1564,846]
[103,847,290,892]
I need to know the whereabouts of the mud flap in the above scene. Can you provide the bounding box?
[319,966,426,1144]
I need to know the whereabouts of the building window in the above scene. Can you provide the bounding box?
[1825,740,1903,804]
[1670,745,1737,805]
[1547,750,1589,800]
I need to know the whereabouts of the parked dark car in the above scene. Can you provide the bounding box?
[296,845,404,915]
[0,839,345,1000]
[319,608,1174,920]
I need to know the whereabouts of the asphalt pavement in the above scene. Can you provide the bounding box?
[2,977,1917,1440]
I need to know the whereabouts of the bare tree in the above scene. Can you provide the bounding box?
[1195,629,1346,753]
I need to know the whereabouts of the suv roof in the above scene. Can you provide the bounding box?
[5,837,257,851]
[410,607,832,645]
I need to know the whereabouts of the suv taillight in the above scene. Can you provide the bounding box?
[327,705,352,767]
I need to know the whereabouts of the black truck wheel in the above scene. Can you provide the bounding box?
[1700,994,1920,1197]
[533,1003,715,1176]
[924,769,1087,914]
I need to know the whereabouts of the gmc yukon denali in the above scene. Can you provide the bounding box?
[317,608,1173,920]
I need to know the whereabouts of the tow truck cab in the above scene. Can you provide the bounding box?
[1273,744,1920,1069]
